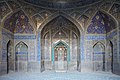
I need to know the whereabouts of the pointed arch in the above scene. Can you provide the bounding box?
[15,41,28,49]
[52,41,70,71]
[93,41,105,50]
[38,12,83,35]
[15,41,28,72]
[53,41,69,48]
[93,41,105,71]
[40,14,81,71]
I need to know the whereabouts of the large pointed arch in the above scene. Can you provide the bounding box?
[38,12,84,35]
[39,14,81,72]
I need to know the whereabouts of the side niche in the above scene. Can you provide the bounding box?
[15,41,28,72]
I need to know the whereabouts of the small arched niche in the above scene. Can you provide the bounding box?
[15,41,28,72]
[93,42,105,71]
[53,41,69,71]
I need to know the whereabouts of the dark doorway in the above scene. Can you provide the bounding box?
[110,41,113,72]
[7,40,12,73]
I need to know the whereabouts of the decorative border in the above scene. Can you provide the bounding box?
[81,35,84,61]
[86,30,117,40]
[37,32,41,61]
[14,35,36,39]
[86,35,106,40]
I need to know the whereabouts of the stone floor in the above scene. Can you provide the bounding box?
[0,71,120,80]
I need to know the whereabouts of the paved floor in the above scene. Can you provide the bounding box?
[0,71,120,80]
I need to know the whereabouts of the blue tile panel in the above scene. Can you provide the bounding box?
[107,30,117,39]
[86,35,106,40]
[14,35,36,39]
[80,35,84,61]
[4,10,34,34]
[37,32,41,61]
[2,29,14,61]
[87,12,116,34]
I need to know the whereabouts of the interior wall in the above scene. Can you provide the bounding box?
[14,34,39,72]
[106,29,119,74]
[83,35,106,72]
[1,29,14,74]
[0,25,2,75]
[40,16,80,71]
[0,0,120,75]
[119,23,120,75]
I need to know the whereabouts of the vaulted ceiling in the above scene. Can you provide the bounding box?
[1,0,120,34]
[23,0,102,9]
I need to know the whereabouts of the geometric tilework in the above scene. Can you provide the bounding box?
[2,29,14,39]
[87,12,106,34]
[4,10,34,34]
[87,11,116,34]
[101,11,116,33]
[32,14,44,29]
[86,35,106,40]
[14,35,36,39]
[0,2,11,22]
[107,30,117,39]
[109,4,120,21]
